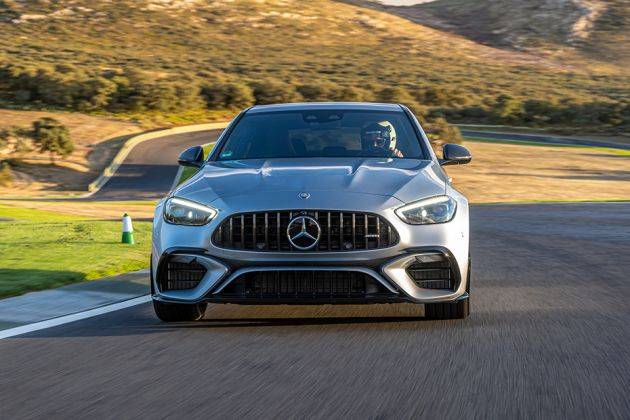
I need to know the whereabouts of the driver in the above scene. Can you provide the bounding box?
[360,121,403,157]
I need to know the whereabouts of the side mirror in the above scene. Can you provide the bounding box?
[178,146,204,167]
[440,143,471,166]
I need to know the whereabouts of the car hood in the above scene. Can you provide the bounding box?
[175,158,446,205]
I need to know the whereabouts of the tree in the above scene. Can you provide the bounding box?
[32,118,73,163]
[0,162,12,188]
[423,117,463,150]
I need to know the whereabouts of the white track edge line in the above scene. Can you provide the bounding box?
[0,295,151,340]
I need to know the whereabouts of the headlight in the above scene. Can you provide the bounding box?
[395,196,457,225]
[163,197,217,226]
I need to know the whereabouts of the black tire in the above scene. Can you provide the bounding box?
[425,257,471,319]
[153,300,207,322]
[425,298,469,320]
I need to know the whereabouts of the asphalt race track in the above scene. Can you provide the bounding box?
[1,202,629,418]
[91,129,223,200]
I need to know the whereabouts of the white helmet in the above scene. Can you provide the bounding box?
[361,121,397,152]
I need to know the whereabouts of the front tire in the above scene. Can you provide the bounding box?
[425,298,469,319]
[425,257,471,319]
[153,300,207,322]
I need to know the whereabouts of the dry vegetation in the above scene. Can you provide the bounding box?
[447,141,630,203]
[356,0,629,68]
[0,0,627,133]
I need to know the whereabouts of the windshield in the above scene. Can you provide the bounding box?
[216,110,427,160]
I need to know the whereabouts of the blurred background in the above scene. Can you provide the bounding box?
[0,0,627,307]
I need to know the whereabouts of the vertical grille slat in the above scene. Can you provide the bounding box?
[327,212,332,251]
[276,213,281,251]
[351,213,356,251]
[229,218,234,247]
[240,214,245,249]
[364,214,369,249]
[339,212,344,250]
[264,213,269,251]
[213,210,398,252]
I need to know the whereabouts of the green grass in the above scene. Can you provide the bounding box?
[0,205,151,298]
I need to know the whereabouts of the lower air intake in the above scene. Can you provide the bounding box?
[217,270,393,301]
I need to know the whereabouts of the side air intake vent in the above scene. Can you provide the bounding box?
[157,255,207,291]
[406,253,457,291]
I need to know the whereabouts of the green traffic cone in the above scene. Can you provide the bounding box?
[121,213,134,244]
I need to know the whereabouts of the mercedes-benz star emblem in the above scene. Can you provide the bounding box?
[287,216,321,250]
[299,192,310,199]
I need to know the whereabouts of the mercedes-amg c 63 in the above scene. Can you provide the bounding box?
[151,103,472,321]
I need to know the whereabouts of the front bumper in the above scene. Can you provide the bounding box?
[152,246,469,305]
[152,192,469,305]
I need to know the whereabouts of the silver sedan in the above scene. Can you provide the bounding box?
[151,102,472,321]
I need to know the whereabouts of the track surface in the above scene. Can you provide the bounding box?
[91,129,222,200]
[2,203,629,418]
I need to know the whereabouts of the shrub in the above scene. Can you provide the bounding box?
[491,94,524,124]
[0,129,9,150]
[330,86,374,102]
[0,162,12,188]
[32,118,73,162]
[76,76,118,111]
[376,86,414,105]
[415,87,452,106]
[251,80,301,104]
[423,117,463,149]
[296,84,332,101]
[202,82,254,109]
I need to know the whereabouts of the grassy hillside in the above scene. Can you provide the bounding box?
[356,0,629,67]
[0,0,628,132]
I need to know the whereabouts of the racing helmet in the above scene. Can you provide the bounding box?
[361,121,397,151]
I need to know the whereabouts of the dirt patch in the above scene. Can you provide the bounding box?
[446,141,630,203]
[0,110,143,195]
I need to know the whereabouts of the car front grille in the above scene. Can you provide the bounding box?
[406,253,456,291]
[212,210,398,252]
[216,270,393,300]
[157,256,207,291]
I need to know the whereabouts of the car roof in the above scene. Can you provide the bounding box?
[246,102,404,114]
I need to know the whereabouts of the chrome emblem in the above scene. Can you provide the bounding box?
[299,192,310,199]
[287,216,321,250]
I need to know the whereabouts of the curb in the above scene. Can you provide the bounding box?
[83,122,230,197]
[0,268,151,336]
